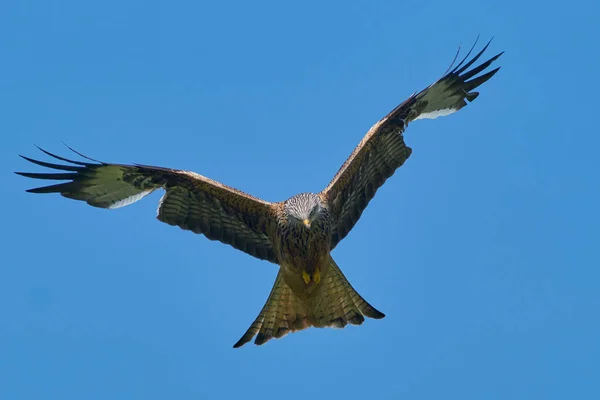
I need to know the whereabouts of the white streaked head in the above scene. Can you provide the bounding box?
[283,192,323,228]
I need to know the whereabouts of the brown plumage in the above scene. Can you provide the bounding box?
[16,39,502,348]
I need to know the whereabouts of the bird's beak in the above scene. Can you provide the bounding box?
[303,219,311,228]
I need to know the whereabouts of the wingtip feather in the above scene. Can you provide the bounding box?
[409,38,502,121]
[34,146,91,166]
[463,66,501,93]
[61,142,103,163]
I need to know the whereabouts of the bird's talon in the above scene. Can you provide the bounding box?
[302,270,311,285]
[313,268,321,284]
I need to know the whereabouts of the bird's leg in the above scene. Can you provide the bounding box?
[313,267,321,284]
[302,268,321,284]
[302,270,311,285]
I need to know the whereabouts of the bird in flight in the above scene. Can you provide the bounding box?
[17,39,502,348]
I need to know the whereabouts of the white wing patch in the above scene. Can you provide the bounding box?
[413,107,459,121]
[107,189,154,209]
[410,79,468,122]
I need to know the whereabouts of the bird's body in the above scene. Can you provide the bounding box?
[276,193,331,291]
[17,39,503,347]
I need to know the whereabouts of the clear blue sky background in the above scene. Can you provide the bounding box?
[1,1,598,399]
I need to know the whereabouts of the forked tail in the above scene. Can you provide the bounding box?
[233,257,384,348]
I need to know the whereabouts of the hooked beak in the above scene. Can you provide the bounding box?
[303,219,311,228]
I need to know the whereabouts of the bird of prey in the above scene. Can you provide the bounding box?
[17,39,502,348]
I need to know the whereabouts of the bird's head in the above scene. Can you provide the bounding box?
[283,192,325,229]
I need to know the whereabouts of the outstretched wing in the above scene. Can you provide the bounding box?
[16,147,280,263]
[321,39,503,249]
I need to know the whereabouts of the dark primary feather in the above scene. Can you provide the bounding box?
[322,39,502,249]
[16,147,279,263]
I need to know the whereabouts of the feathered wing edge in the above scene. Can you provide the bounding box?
[16,145,159,208]
[321,38,503,249]
[16,146,280,262]
[405,37,503,122]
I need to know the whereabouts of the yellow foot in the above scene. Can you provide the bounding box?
[302,270,311,285]
[313,267,321,284]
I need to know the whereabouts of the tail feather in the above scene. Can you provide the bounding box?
[311,257,384,328]
[323,258,385,325]
[233,271,309,348]
[233,256,384,348]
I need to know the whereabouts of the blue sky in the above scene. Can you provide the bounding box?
[1,0,599,398]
